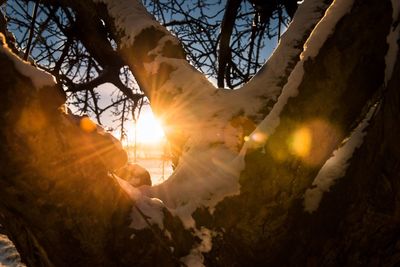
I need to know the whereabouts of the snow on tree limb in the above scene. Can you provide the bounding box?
[93,0,167,48]
[84,4,250,263]
[94,0,232,151]
[236,0,332,119]
[95,0,389,238]
[303,105,376,213]
[0,0,398,265]
[143,147,245,265]
[244,0,355,149]
[0,234,23,267]
[94,0,215,98]
[115,176,165,230]
[0,34,55,89]
[145,146,245,226]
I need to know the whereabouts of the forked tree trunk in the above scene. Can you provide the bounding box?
[0,0,399,266]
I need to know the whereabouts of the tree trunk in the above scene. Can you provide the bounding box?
[0,42,194,266]
[0,0,399,266]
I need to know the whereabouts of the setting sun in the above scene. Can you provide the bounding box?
[134,109,165,144]
[112,108,166,146]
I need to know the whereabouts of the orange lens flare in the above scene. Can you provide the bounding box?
[251,132,268,143]
[289,119,341,166]
[80,117,97,133]
[291,127,312,158]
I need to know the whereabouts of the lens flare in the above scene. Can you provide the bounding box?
[80,117,97,133]
[291,127,312,157]
[289,119,341,166]
[251,132,268,143]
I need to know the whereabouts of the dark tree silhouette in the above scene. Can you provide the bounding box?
[0,0,399,266]
[3,0,295,141]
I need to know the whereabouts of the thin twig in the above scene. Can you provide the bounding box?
[24,0,40,61]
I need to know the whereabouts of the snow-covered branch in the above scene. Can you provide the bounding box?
[0,34,55,89]
[245,0,355,149]
[233,0,332,121]
[94,0,244,169]
[95,0,216,110]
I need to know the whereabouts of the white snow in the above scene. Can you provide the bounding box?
[96,0,370,263]
[180,250,205,267]
[146,146,245,228]
[115,176,165,230]
[145,58,245,151]
[118,147,231,265]
[301,0,354,59]
[238,0,332,117]
[94,0,247,162]
[245,64,303,149]
[0,234,24,267]
[303,105,376,213]
[0,34,55,89]
[384,0,400,85]
[140,58,237,163]
[149,57,215,97]
[96,6,247,263]
[94,0,242,156]
[93,0,171,48]
[180,228,215,267]
[245,0,355,149]
[141,144,243,267]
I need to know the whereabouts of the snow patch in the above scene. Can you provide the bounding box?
[115,176,165,230]
[245,64,303,149]
[303,105,376,213]
[99,0,246,237]
[147,56,215,97]
[180,228,215,267]
[0,34,55,89]
[141,58,244,153]
[246,0,328,81]
[301,0,354,59]
[94,0,169,47]
[245,0,355,149]
[0,234,24,267]
[147,146,245,228]
[240,0,331,116]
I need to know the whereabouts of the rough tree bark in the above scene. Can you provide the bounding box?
[0,0,399,266]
